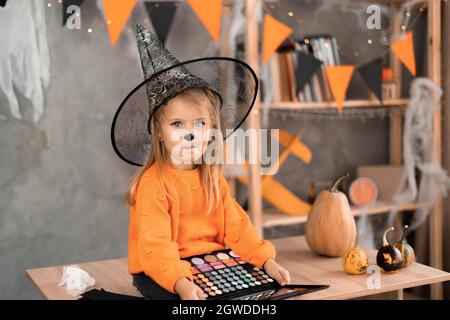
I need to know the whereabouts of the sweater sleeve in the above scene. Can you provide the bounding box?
[135,175,193,294]
[220,175,277,268]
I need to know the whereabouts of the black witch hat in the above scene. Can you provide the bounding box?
[111,25,258,166]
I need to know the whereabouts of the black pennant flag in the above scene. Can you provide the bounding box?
[62,0,85,27]
[357,57,383,102]
[144,2,178,45]
[0,0,7,8]
[295,51,323,93]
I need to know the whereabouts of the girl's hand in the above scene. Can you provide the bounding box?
[174,277,206,300]
[263,259,291,286]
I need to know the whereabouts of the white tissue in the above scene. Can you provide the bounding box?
[58,265,96,297]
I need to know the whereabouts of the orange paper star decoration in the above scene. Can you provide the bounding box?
[237,129,313,216]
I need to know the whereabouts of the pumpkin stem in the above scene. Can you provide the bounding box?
[400,225,409,242]
[330,174,350,193]
[383,227,394,247]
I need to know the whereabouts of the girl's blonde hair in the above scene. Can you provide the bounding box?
[125,87,223,215]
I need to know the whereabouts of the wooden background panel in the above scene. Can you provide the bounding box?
[442,0,450,300]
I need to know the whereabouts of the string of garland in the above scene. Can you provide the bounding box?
[262,0,426,55]
[258,0,425,123]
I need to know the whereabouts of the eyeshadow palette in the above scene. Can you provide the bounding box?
[183,249,329,300]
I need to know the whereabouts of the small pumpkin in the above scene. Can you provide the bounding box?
[305,174,356,257]
[394,225,415,268]
[342,230,369,275]
[376,227,403,273]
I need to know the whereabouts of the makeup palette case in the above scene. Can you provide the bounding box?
[184,248,329,300]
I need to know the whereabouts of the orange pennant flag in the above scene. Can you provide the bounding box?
[263,14,293,64]
[390,31,416,76]
[187,0,222,43]
[325,65,355,113]
[103,0,137,46]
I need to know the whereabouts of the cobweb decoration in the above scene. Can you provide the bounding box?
[0,0,50,123]
[392,77,450,229]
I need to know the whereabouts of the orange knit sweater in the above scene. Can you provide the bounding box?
[128,164,277,293]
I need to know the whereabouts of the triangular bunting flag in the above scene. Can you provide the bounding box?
[144,2,177,45]
[295,51,323,93]
[263,14,293,64]
[325,65,355,113]
[357,57,383,102]
[187,0,222,43]
[62,0,85,26]
[390,31,416,76]
[103,0,137,46]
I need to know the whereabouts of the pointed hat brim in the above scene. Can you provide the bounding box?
[111,56,259,166]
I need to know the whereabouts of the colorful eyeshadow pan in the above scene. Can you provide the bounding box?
[216,252,230,260]
[229,250,240,258]
[199,267,212,272]
[191,267,200,274]
[204,255,217,262]
[182,248,278,300]
[191,257,204,265]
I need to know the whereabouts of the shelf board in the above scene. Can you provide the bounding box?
[223,0,277,6]
[223,0,417,5]
[263,201,420,228]
[260,99,410,111]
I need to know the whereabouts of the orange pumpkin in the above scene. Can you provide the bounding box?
[305,174,356,257]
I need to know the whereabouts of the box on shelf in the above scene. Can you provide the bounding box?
[356,165,405,202]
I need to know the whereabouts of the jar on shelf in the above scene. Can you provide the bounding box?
[382,67,400,100]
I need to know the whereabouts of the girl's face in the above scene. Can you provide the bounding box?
[160,92,213,169]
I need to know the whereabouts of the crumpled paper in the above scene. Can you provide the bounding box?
[58,265,96,297]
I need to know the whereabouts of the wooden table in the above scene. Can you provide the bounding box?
[26,235,450,300]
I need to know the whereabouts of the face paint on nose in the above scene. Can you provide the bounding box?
[184,133,194,141]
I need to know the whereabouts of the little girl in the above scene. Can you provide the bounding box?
[111,25,290,300]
